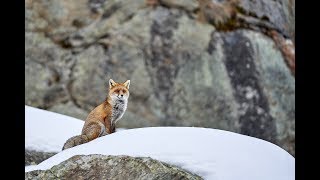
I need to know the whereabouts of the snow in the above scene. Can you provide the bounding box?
[25,165,38,172]
[25,105,84,152]
[25,105,295,180]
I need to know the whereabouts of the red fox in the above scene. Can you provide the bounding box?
[62,79,130,150]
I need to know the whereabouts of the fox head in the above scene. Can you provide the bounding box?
[108,79,130,103]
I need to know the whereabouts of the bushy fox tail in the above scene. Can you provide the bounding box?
[62,121,108,150]
[62,135,89,150]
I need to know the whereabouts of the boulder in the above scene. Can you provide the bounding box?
[25,155,202,179]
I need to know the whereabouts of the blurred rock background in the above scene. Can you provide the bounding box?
[25,0,295,156]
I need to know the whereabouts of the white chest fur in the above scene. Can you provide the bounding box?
[111,99,127,124]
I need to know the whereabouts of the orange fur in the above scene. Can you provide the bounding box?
[62,79,130,150]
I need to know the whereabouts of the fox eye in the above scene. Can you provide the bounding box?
[115,90,120,93]
[122,90,126,93]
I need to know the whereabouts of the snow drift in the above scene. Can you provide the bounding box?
[25,106,294,180]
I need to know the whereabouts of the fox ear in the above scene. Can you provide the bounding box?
[123,80,130,89]
[109,79,116,89]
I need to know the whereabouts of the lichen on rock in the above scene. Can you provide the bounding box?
[25,155,203,180]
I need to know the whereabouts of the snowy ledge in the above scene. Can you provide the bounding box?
[25,106,294,180]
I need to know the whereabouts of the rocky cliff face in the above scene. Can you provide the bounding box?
[25,155,202,179]
[25,0,295,155]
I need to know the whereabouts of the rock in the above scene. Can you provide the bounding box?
[25,32,71,108]
[65,0,146,47]
[281,0,295,42]
[208,30,295,146]
[196,0,294,41]
[47,101,89,120]
[244,31,295,154]
[25,155,202,179]
[25,149,57,166]
[25,0,98,42]
[160,0,198,12]
[25,0,295,155]
[69,45,108,111]
[237,0,294,40]
[268,30,295,75]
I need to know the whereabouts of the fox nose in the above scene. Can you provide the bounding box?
[121,94,123,97]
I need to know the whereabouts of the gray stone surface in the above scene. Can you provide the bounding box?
[25,150,57,166]
[25,155,202,179]
[237,0,294,39]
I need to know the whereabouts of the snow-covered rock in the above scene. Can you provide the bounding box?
[25,106,294,180]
